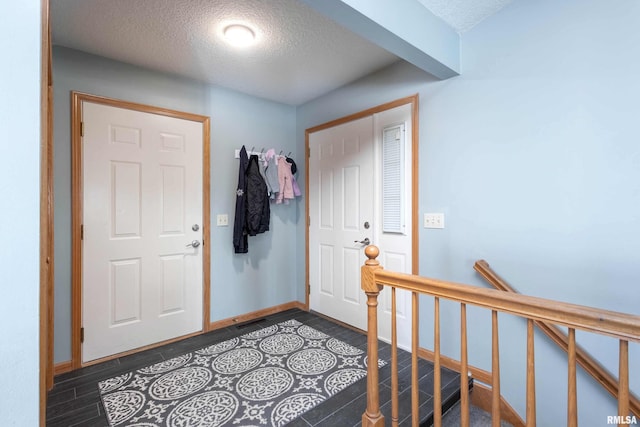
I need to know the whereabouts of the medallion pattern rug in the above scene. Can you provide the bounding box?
[99,319,382,426]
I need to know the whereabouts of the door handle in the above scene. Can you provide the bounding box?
[186,240,200,248]
[354,238,370,245]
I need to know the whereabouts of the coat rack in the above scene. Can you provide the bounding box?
[234,148,292,159]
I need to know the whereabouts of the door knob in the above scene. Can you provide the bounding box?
[186,240,200,248]
[354,238,370,245]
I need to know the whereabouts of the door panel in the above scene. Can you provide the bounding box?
[160,254,186,315]
[343,166,360,230]
[161,165,186,234]
[110,258,141,325]
[82,101,203,363]
[111,161,141,237]
[343,247,361,304]
[319,245,334,296]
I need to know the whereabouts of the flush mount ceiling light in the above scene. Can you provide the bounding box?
[223,24,256,47]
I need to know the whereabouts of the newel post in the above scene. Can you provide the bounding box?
[362,245,385,427]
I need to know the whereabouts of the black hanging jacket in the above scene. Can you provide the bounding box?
[233,146,249,253]
[245,154,270,235]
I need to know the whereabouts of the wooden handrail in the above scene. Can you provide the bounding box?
[371,267,640,342]
[474,260,640,418]
[360,245,640,427]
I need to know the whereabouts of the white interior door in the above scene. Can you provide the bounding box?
[309,116,374,331]
[82,101,203,363]
[309,104,413,349]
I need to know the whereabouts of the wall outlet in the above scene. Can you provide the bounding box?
[217,214,229,226]
[424,213,444,229]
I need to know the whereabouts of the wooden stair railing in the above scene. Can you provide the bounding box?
[474,259,640,418]
[360,245,640,427]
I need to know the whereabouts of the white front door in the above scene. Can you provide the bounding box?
[309,104,413,348]
[82,101,204,363]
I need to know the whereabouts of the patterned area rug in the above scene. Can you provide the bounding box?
[99,319,381,426]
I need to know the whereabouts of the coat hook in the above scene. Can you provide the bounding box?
[279,150,283,155]
[251,146,255,153]
[260,148,265,154]
[287,151,292,157]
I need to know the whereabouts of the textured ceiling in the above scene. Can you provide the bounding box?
[417,0,513,33]
[51,0,511,106]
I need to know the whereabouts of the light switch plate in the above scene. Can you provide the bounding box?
[217,214,229,226]
[424,213,444,229]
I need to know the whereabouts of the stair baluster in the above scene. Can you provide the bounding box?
[412,291,420,426]
[492,310,501,427]
[619,340,629,427]
[568,328,578,427]
[433,297,442,426]
[526,319,536,427]
[461,303,470,427]
[391,287,399,427]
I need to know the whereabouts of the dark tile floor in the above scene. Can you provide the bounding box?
[46,309,463,426]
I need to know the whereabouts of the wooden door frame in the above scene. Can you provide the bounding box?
[304,94,420,310]
[70,92,211,368]
[40,0,53,424]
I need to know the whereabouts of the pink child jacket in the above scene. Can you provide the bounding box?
[276,156,294,204]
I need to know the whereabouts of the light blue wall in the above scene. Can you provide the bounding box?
[297,0,639,424]
[52,47,299,363]
[206,86,300,319]
[0,1,41,425]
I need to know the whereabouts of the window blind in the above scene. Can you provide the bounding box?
[382,124,405,233]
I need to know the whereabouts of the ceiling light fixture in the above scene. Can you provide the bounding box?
[223,24,256,47]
